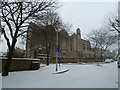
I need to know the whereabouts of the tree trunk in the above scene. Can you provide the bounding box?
[100,50,103,62]
[46,44,51,66]
[2,51,13,76]
[34,50,37,58]
[2,48,14,76]
[46,51,49,66]
[46,46,50,66]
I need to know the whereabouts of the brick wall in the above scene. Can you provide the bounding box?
[1,59,40,72]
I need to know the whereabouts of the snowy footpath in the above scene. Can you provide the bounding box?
[1,62,118,88]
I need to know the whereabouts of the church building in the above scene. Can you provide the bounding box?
[25,23,93,59]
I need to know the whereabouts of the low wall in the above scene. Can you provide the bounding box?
[40,59,103,64]
[1,58,40,73]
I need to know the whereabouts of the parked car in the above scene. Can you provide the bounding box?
[110,59,114,62]
[105,59,112,63]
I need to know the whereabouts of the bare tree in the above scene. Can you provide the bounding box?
[34,10,64,30]
[104,12,120,59]
[34,9,72,32]
[33,10,67,65]
[87,29,117,60]
[1,1,57,76]
[104,12,120,33]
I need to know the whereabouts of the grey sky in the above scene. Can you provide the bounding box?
[58,2,118,38]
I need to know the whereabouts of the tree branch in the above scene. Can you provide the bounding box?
[2,27,11,50]
[2,3,14,38]
[17,31,27,38]
[112,23,120,33]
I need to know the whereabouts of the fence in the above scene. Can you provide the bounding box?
[40,58,104,64]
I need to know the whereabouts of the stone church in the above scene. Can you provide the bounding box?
[25,22,93,58]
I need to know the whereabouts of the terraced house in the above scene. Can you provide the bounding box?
[25,22,93,59]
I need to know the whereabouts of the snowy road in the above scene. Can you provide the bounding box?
[2,62,118,88]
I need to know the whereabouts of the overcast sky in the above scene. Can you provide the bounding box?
[58,1,118,38]
[0,0,119,52]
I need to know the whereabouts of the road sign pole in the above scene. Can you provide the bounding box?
[55,28,58,71]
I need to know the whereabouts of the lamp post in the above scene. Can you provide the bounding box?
[55,21,59,71]
[55,29,58,71]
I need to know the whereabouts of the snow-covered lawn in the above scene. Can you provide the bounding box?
[2,62,118,88]
[118,68,120,89]
[0,74,1,89]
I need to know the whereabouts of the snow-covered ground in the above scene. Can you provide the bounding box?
[118,68,120,90]
[1,62,118,88]
[0,73,1,90]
